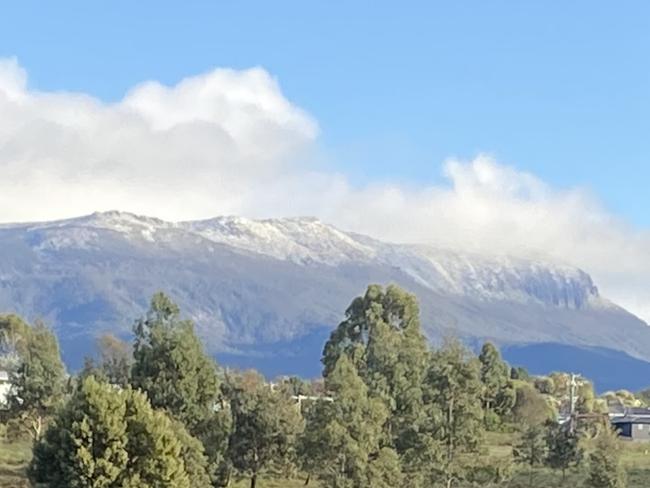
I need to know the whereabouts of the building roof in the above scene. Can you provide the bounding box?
[608,406,650,417]
[612,416,650,425]
[626,407,650,416]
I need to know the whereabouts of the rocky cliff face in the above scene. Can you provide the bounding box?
[0,211,648,376]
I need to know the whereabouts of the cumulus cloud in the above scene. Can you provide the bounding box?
[0,58,649,321]
[0,57,317,222]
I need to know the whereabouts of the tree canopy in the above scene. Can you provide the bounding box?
[226,371,304,488]
[130,292,231,485]
[300,354,401,488]
[29,376,210,488]
[321,285,430,458]
[5,318,66,439]
[586,426,627,488]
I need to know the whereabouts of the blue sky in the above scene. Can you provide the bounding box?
[2,1,649,225]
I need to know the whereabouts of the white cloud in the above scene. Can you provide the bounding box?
[0,58,649,321]
[306,157,650,322]
[0,57,317,222]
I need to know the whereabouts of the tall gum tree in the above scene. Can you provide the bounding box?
[322,284,430,454]
[130,292,231,485]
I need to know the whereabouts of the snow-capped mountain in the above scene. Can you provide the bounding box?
[1,211,649,386]
[182,215,378,265]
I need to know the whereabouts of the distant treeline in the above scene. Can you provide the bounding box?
[0,284,640,487]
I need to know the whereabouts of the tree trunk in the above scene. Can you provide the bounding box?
[250,474,257,488]
[447,398,454,462]
[30,414,43,440]
[446,396,454,488]
[304,473,311,485]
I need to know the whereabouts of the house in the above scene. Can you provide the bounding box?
[612,408,650,441]
[0,371,10,409]
[607,403,627,419]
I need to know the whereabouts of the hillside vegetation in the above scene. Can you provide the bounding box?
[1,284,649,487]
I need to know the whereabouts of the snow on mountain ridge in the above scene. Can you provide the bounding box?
[10,211,606,309]
[399,246,602,308]
[182,215,377,265]
[25,211,173,249]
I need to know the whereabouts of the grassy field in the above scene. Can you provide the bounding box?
[2,433,649,487]
[0,437,31,488]
[488,431,650,488]
[0,436,320,488]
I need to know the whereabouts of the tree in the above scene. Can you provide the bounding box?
[299,355,402,488]
[425,338,484,488]
[195,402,233,487]
[534,376,555,395]
[576,381,598,414]
[97,333,131,387]
[131,292,220,430]
[227,373,304,488]
[271,376,313,397]
[602,389,642,411]
[170,419,214,488]
[321,285,430,460]
[124,389,207,488]
[298,399,335,486]
[513,424,546,487]
[366,447,405,488]
[637,387,650,406]
[7,319,66,440]
[29,375,210,488]
[395,408,442,488]
[131,292,231,485]
[544,421,582,483]
[511,366,531,382]
[512,384,555,427]
[586,427,626,488]
[0,314,30,372]
[478,342,515,427]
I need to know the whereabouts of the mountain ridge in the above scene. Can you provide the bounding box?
[1,210,648,385]
[18,210,610,305]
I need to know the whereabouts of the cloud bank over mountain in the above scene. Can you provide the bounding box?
[0,58,648,321]
[0,57,318,222]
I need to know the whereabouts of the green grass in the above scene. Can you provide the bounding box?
[620,441,650,488]
[0,437,31,488]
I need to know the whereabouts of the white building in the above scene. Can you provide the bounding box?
[0,371,10,409]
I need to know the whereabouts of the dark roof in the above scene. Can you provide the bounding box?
[611,416,650,425]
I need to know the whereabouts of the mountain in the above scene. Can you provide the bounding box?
[502,343,650,393]
[1,211,649,389]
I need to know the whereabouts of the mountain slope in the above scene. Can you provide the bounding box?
[502,343,650,393]
[1,211,649,387]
